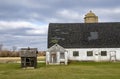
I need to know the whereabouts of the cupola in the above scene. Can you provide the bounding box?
[84,11,98,23]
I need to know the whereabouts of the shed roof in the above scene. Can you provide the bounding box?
[20,48,38,57]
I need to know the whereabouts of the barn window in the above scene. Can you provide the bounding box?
[87,51,93,56]
[101,51,107,56]
[73,51,79,56]
[60,52,65,59]
[88,32,98,40]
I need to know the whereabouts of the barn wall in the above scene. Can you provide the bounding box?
[66,48,120,61]
[46,51,68,65]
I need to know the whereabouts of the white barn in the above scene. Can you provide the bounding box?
[46,11,120,65]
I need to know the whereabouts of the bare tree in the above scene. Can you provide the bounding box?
[12,46,17,52]
[0,44,3,51]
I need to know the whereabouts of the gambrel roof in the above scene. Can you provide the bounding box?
[48,22,120,48]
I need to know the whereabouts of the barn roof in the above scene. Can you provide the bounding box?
[48,22,120,48]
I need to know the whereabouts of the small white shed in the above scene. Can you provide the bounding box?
[46,44,68,65]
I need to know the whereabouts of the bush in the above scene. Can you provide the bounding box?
[0,50,20,57]
[38,51,46,56]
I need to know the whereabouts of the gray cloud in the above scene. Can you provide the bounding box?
[0,0,120,22]
[0,0,120,50]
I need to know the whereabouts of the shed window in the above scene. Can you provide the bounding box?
[101,51,107,56]
[87,51,93,56]
[73,51,79,56]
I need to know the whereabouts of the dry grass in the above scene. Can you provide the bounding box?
[0,56,45,63]
[0,57,20,63]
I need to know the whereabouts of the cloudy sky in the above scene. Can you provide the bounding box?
[0,0,120,50]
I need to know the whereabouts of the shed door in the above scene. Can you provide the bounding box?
[26,57,35,67]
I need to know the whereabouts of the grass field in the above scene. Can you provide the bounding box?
[0,62,120,79]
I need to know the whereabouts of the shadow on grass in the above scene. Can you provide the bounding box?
[68,61,120,66]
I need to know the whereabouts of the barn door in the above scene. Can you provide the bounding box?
[94,52,100,62]
[110,51,116,61]
[50,53,57,63]
[53,54,57,63]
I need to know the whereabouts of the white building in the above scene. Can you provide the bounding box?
[46,44,68,65]
[46,11,120,65]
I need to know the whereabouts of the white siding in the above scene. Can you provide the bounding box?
[46,52,50,64]
[66,48,120,61]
